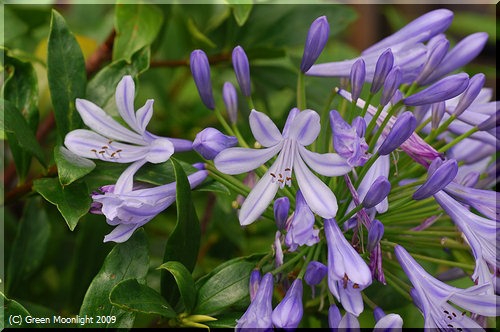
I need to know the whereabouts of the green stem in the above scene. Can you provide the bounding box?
[365,104,384,138]
[405,82,419,96]
[246,96,255,110]
[388,195,414,211]
[388,178,425,195]
[231,124,250,148]
[256,251,274,268]
[384,273,412,301]
[214,107,235,136]
[383,268,411,291]
[360,94,374,117]
[270,246,311,276]
[415,117,432,133]
[297,244,316,279]
[361,292,377,310]
[297,71,306,110]
[438,127,479,153]
[425,114,455,143]
[337,204,363,224]
[317,89,337,153]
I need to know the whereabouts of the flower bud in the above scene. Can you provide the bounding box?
[223,82,238,124]
[390,89,403,106]
[431,101,445,129]
[351,117,366,138]
[232,46,251,97]
[304,261,327,286]
[192,127,238,160]
[190,50,215,110]
[373,307,386,322]
[421,32,489,85]
[370,49,394,94]
[413,159,458,200]
[328,304,342,329]
[350,59,365,102]
[427,157,443,177]
[413,104,430,125]
[236,273,274,330]
[415,38,449,85]
[380,66,402,106]
[192,162,205,170]
[378,112,416,155]
[404,73,469,106]
[330,110,370,166]
[477,109,499,131]
[374,313,404,329]
[362,177,391,208]
[300,16,330,73]
[274,197,290,231]
[338,312,360,330]
[249,269,262,302]
[366,219,384,252]
[453,73,486,116]
[271,279,303,329]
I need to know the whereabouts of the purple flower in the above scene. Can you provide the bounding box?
[328,304,342,330]
[452,73,486,116]
[351,116,366,138]
[350,59,365,102]
[433,191,498,286]
[415,38,449,85]
[380,66,402,106]
[274,231,284,268]
[373,313,404,330]
[285,190,319,252]
[236,273,274,331]
[412,158,457,200]
[223,81,238,124]
[362,177,391,208]
[444,181,497,220]
[404,73,470,106]
[271,279,303,329]
[477,110,499,131]
[421,32,489,85]
[325,218,372,316]
[232,46,251,97]
[274,197,290,231]
[300,16,330,73]
[249,269,261,302]
[390,89,403,106]
[395,245,499,329]
[338,312,360,330]
[192,127,238,160]
[431,101,446,129]
[378,112,416,156]
[366,219,384,252]
[190,50,215,110]
[215,109,352,226]
[92,162,208,243]
[65,76,182,165]
[370,49,394,95]
[304,261,327,286]
[373,307,386,322]
[330,110,370,167]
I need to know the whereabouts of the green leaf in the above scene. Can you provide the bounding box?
[186,17,216,48]
[194,259,255,315]
[79,229,149,328]
[33,178,91,231]
[47,9,86,140]
[1,100,46,167]
[2,6,29,44]
[109,279,177,318]
[1,292,34,329]
[55,146,96,186]
[86,46,150,114]
[7,197,51,295]
[225,0,253,26]
[113,1,163,62]
[1,48,40,182]
[161,158,201,305]
[157,261,196,313]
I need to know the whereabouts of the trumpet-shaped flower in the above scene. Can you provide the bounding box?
[215,108,352,226]
[330,110,370,167]
[271,278,304,329]
[236,273,274,331]
[285,190,320,251]
[65,76,191,167]
[395,245,499,330]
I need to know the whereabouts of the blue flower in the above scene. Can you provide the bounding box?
[285,190,319,252]
[236,273,274,331]
[271,279,304,329]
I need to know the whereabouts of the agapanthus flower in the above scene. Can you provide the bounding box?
[92,162,208,243]
[304,261,327,286]
[249,269,261,302]
[330,110,370,167]
[395,245,499,330]
[236,273,274,331]
[412,158,457,200]
[274,196,290,231]
[271,278,303,329]
[443,181,497,220]
[285,190,320,251]
[192,127,238,160]
[65,76,191,166]
[215,108,352,226]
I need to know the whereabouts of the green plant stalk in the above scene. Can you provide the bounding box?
[365,104,384,138]
[232,123,250,148]
[246,95,255,110]
[270,246,311,276]
[361,292,377,310]
[384,273,412,301]
[317,88,337,153]
[388,237,470,250]
[297,71,306,110]
[383,268,412,291]
[425,114,456,143]
[360,93,374,117]
[438,127,479,153]
[414,117,432,133]
[297,244,316,279]
[337,204,363,224]
[381,211,443,224]
[388,178,426,196]
[382,229,460,237]
[214,107,235,136]
[387,195,415,211]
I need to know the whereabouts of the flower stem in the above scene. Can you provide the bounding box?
[297,71,307,110]
[246,95,255,110]
[425,114,455,143]
[270,246,311,276]
[365,104,384,138]
[214,107,235,136]
[317,88,337,153]
[337,204,363,224]
[438,126,479,153]
[367,101,402,153]
[360,93,374,117]
[361,292,377,310]
[231,123,250,148]
[384,273,412,301]
[415,117,432,133]
[297,244,316,279]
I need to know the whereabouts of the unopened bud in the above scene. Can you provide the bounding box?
[190,50,215,109]
[367,219,384,252]
[404,73,469,106]
[362,176,391,208]
[380,66,402,106]
[232,46,252,97]
[223,82,238,124]
[453,73,485,116]
[350,59,366,102]
[378,112,416,155]
[274,197,290,231]
[193,127,238,160]
[413,159,458,200]
[431,101,445,129]
[371,49,394,94]
[300,16,330,73]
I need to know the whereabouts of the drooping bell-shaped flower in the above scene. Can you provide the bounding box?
[249,269,261,302]
[236,273,274,330]
[325,218,372,316]
[192,127,238,160]
[300,16,330,73]
[378,112,417,156]
[215,109,352,226]
[412,158,457,200]
[190,50,215,110]
[232,46,251,97]
[271,279,304,329]
[330,110,370,167]
[366,219,384,252]
[65,76,190,167]
[350,59,365,102]
[395,245,499,330]
[92,162,208,243]
[285,190,320,251]
[304,261,327,286]
[373,313,404,330]
[362,177,391,208]
[223,81,238,124]
[370,49,394,95]
[404,73,470,106]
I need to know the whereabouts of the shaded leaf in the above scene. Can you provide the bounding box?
[47,9,87,139]
[7,197,51,295]
[1,292,34,328]
[33,178,91,231]
[109,278,177,318]
[161,159,200,305]
[186,17,216,48]
[2,6,29,44]
[157,261,196,313]
[113,1,163,62]
[225,0,253,26]
[79,229,149,328]
[55,146,96,186]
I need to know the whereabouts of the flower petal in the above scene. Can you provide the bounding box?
[214,142,283,175]
[298,145,352,176]
[136,99,154,133]
[115,75,142,133]
[114,159,148,194]
[249,109,283,147]
[293,153,337,218]
[282,108,300,139]
[338,312,360,330]
[338,284,364,317]
[288,109,320,146]
[373,313,403,330]
[75,98,144,145]
[104,223,141,243]
[145,138,174,164]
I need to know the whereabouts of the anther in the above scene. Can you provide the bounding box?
[99,151,105,154]
[270,173,276,178]
[111,152,116,157]
[353,284,359,289]
[279,173,283,178]
[286,177,292,181]
[461,312,466,316]
[116,149,122,153]
[452,313,456,317]
[443,310,449,314]
[343,273,348,289]
[91,149,97,152]
[447,316,452,320]
[447,324,453,328]
[457,328,462,331]
[108,140,113,144]
[278,179,284,183]
[285,168,291,171]
[102,146,108,149]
